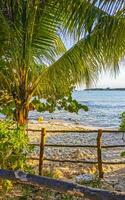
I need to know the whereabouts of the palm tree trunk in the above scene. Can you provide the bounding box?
[14,104,29,125]
[18,107,28,125]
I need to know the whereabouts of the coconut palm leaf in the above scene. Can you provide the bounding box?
[34,1,125,98]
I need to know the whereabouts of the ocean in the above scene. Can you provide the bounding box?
[28,90,125,129]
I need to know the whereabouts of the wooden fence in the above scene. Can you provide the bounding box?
[28,128,125,178]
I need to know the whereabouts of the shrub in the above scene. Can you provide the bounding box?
[0,120,33,170]
[119,112,125,131]
[119,112,125,158]
[0,120,33,191]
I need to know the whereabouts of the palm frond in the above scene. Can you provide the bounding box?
[35,35,100,98]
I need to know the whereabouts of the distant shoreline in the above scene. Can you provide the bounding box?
[84,88,125,91]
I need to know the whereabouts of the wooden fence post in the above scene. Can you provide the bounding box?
[39,128,46,176]
[97,129,103,178]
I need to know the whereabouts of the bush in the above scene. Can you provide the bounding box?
[0,120,33,171]
[0,120,33,192]
[119,112,125,131]
[119,112,125,158]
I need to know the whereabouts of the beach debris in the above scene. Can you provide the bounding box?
[37,117,43,123]
[75,174,94,183]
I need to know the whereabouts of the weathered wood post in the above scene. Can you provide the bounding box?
[39,128,46,176]
[1,169,125,200]
[97,129,103,178]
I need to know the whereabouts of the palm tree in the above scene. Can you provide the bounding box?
[0,0,125,125]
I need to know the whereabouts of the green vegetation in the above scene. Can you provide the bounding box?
[0,120,32,170]
[0,120,33,191]
[0,1,124,125]
[119,112,125,131]
[119,113,125,158]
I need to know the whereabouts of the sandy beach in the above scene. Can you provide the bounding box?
[27,119,97,131]
[27,120,125,192]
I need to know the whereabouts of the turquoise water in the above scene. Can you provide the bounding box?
[29,90,125,128]
[1,90,125,128]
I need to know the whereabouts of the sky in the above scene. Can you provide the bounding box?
[95,66,125,88]
[76,65,125,90]
[64,36,125,89]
